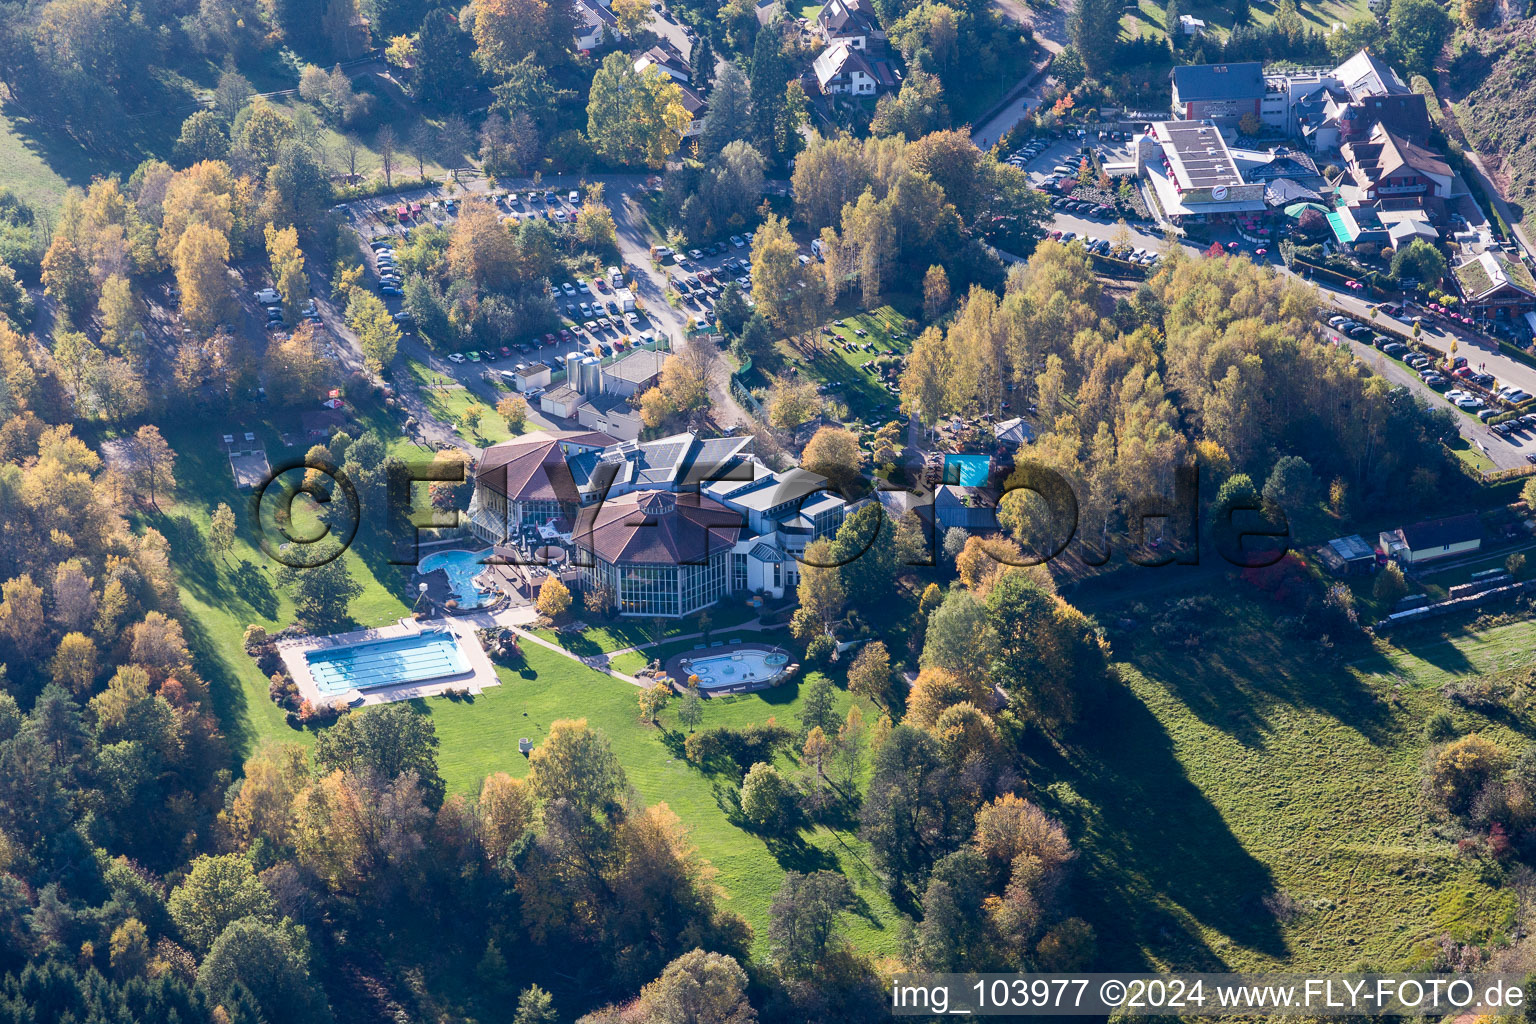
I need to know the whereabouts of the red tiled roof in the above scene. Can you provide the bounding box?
[573,489,744,565]
[477,430,615,503]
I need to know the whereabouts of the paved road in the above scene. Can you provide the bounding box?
[970,0,1069,149]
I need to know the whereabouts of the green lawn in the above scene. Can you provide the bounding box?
[1124,0,1376,43]
[421,643,904,956]
[772,306,916,426]
[266,90,458,188]
[406,359,521,444]
[0,110,70,214]
[1049,592,1533,971]
[530,602,765,658]
[150,395,420,759]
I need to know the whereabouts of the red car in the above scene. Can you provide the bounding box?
[558,328,572,341]
[543,333,556,345]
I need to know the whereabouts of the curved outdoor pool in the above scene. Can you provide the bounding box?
[686,649,790,690]
[418,548,496,609]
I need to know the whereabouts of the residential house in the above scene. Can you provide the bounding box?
[576,0,618,50]
[635,42,692,84]
[815,0,884,49]
[812,39,896,97]
[1453,250,1536,323]
[1377,513,1482,565]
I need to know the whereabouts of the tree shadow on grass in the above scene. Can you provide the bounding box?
[180,605,261,764]
[1034,682,1291,970]
[1388,624,1480,678]
[231,559,279,619]
[1129,602,1396,749]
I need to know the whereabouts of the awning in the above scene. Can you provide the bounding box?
[1284,202,1329,218]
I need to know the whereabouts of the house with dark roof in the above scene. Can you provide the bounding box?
[812,39,896,96]
[815,0,883,49]
[1170,62,1266,125]
[1453,250,1536,322]
[575,0,618,50]
[634,42,691,84]
[471,431,849,612]
[1378,513,1481,565]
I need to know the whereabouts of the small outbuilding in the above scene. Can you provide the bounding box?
[1318,534,1376,575]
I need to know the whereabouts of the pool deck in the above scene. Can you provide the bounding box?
[277,615,504,708]
[662,640,792,696]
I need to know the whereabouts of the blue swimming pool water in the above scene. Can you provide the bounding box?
[686,649,790,690]
[418,548,495,609]
[305,629,470,695]
[944,453,991,487]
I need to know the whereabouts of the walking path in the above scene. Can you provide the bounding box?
[503,616,787,688]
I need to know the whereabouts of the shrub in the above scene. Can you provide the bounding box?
[1424,711,1458,742]
[1430,733,1508,816]
[806,634,836,666]
[684,722,793,778]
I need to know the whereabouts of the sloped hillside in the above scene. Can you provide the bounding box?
[1454,23,1536,218]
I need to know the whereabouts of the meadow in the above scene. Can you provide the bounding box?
[769,306,916,425]
[420,643,903,957]
[1047,591,1536,971]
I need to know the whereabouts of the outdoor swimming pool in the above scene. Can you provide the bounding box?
[686,648,790,690]
[418,548,496,609]
[944,453,991,487]
[305,629,470,695]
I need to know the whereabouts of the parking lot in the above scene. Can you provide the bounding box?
[345,187,677,404]
[654,235,763,322]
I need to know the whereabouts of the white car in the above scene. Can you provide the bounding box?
[448,353,465,363]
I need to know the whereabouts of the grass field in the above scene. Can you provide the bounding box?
[772,306,916,426]
[1047,592,1535,971]
[0,111,70,214]
[1123,0,1376,42]
[420,642,903,956]
[150,394,421,758]
[406,360,522,444]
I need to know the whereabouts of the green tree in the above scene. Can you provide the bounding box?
[829,504,896,614]
[749,24,792,157]
[1389,0,1451,78]
[740,761,796,835]
[768,870,854,976]
[278,557,363,628]
[701,61,751,155]
[197,918,330,1024]
[168,854,279,952]
[346,290,401,374]
[513,985,559,1024]
[174,110,230,165]
[210,502,237,560]
[587,54,691,168]
[313,701,445,807]
[677,688,704,732]
[1069,0,1121,76]
[528,718,627,822]
[859,724,952,890]
[799,677,837,738]
[985,570,1104,731]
